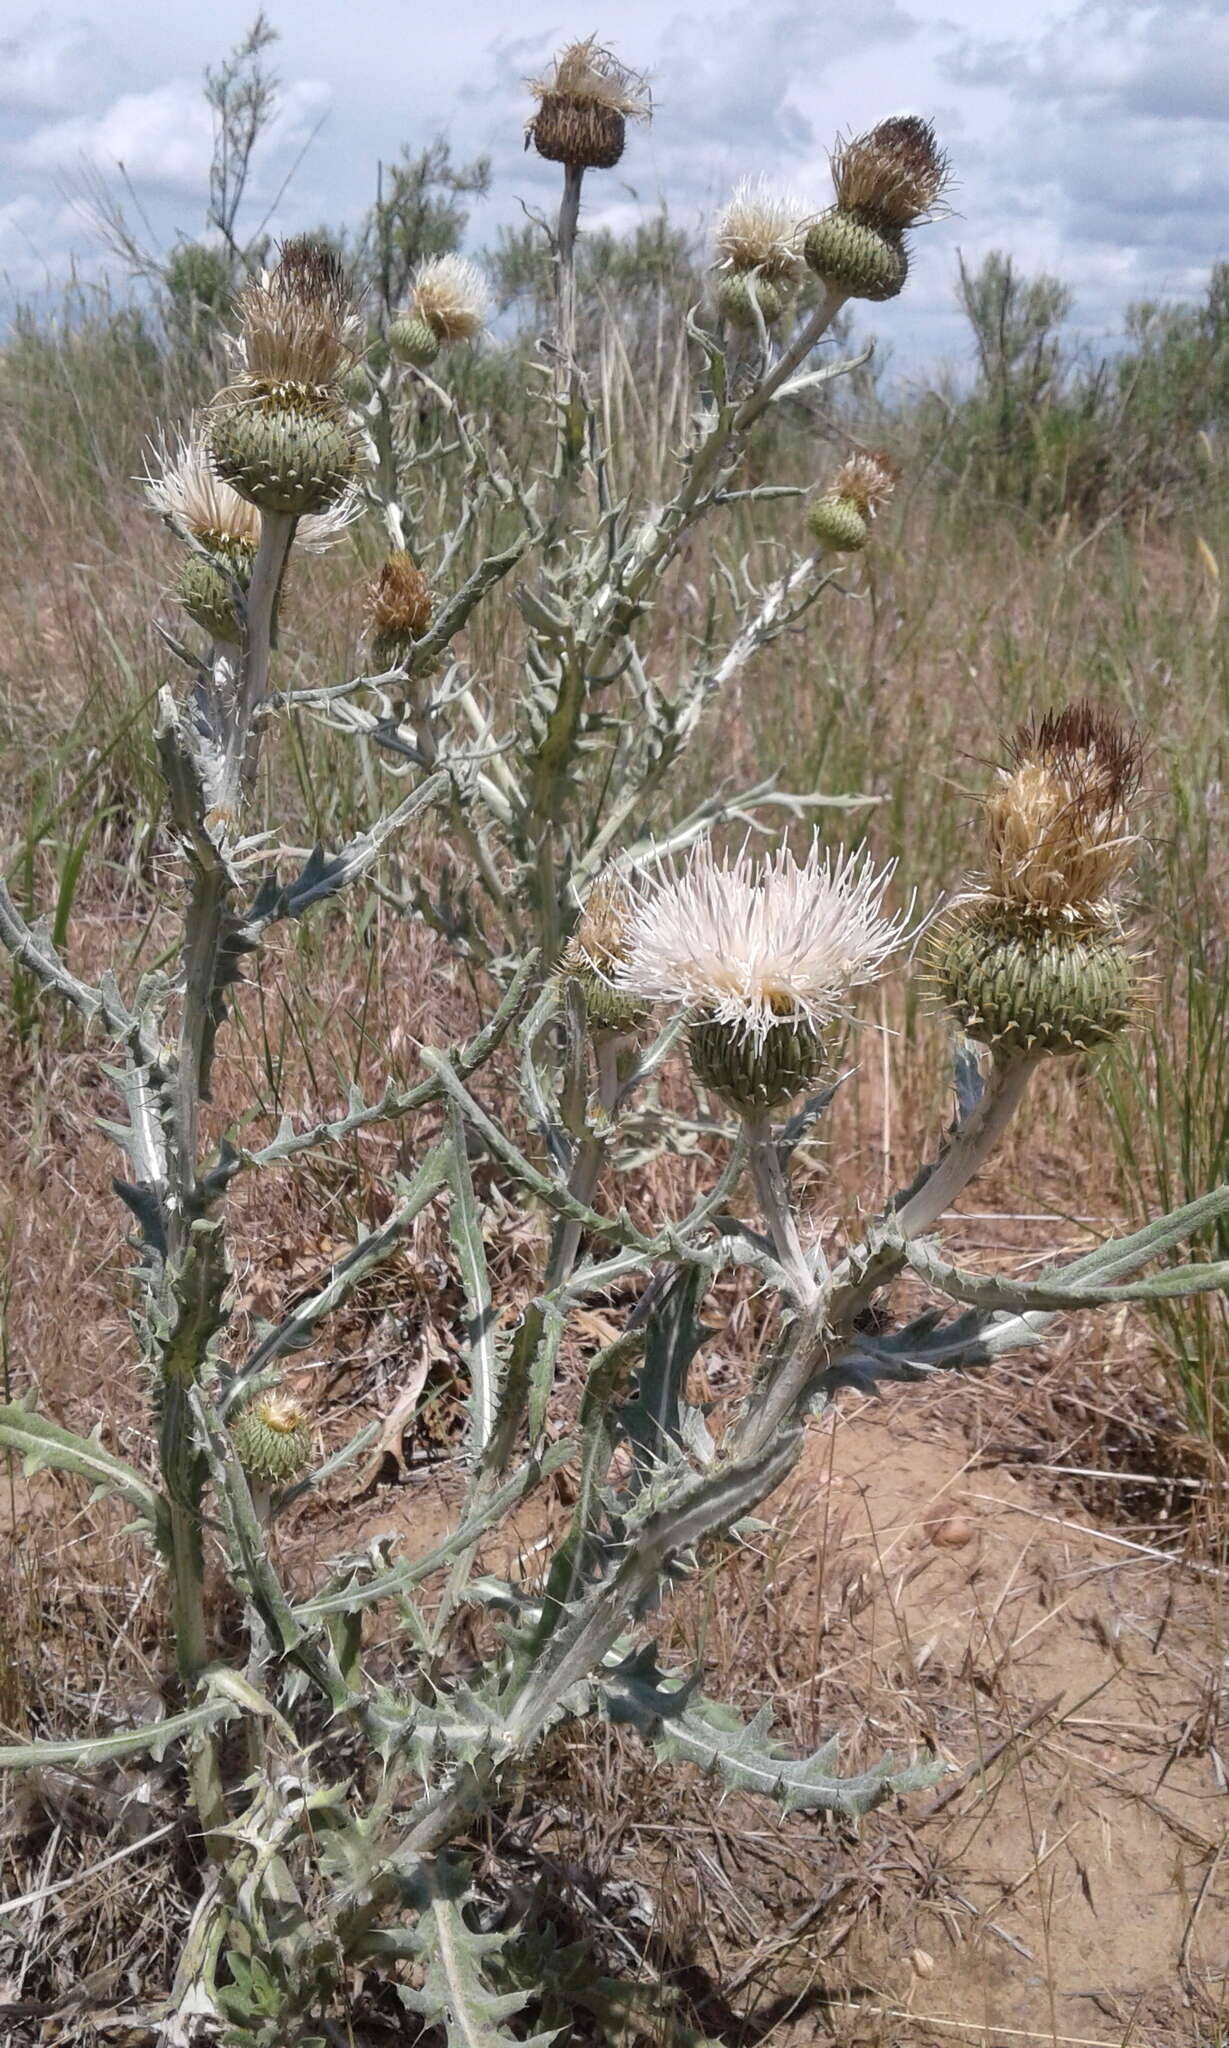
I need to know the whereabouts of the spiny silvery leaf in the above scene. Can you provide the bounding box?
[619,1265,710,1476]
[0,1696,232,1772]
[604,1646,944,1817]
[904,1235,1229,1312]
[399,1863,560,2048]
[112,1175,169,1255]
[0,1401,169,1549]
[821,1301,1056,1395]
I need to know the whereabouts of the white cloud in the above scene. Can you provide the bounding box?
[17,73,330,195]
[0,17,117,116]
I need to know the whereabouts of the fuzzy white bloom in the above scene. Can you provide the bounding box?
[617,835,907,1046]
[714,177,807,281]
[141,425,361,554]
[411,254,491,343]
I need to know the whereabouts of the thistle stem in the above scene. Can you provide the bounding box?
[733,1051,1039,1459]
[744,1114,822,1306]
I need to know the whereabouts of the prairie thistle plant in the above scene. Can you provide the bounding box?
[2,42,1227,2048]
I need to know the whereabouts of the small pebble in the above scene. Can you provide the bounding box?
[929,1513,975,1547]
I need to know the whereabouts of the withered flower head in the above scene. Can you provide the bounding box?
[984,703,1143,919]
[368,551,434,642]
[714,177,805,282]
[561,869,650,1031]
[830,449,898,516]
[806,449,898,552]
[526,37,651,169]
[232,235,363,395]
[832,115,951,231]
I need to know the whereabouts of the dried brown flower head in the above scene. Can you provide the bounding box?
[832,115,951,231]
[526,38,650,169]
[369,552,434,641]
[233,236,363,394]
[984,703,1143,918]
[831,448,898,516]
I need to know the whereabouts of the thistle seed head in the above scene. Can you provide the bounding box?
[561,870,651,1032]
[228,1386,313,1485]
[616,834,907,1064]
[832,115,951,231]
[526,38,650,169]
[231,236,363,397]
[407,254,490,345]
[714,177,805,283]
[984,703,1143,919]
[370,551,433,638]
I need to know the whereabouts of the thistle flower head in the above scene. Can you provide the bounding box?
[409,254,490,345]
[830,448,897,516]
[228,1385,313,1486]
[231,235,363,395]
[368,551,433,641]
[142,424,361,555]
[617,835,907,1048]
[562,868,650,1031]
[984,703,1143,918]
[526,38,650,168]
[714,177,805,283]
[831,115,951,230]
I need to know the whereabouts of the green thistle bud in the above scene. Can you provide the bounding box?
[688,1013,833,1114]
[388,316,441,369]
[806,492,869,551]
[931,902,1137,1056]
[176,541,255,641]
[228,1388,313,1486]
[716,271,789,329]
[208,395,362,516]
[803,210,908,302]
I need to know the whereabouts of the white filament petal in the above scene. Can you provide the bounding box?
[616,834,908,1046]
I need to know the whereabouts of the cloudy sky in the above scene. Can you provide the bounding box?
[1,0,1226,374]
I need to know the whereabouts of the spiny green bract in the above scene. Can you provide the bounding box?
[209,396,362,515]
[932,903,1136,1054]
[804,209,908,302]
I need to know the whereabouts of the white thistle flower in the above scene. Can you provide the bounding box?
[410,254,491,344]
[617,835,907,1048]
[141,425,361,554]
[714,177,807,282]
